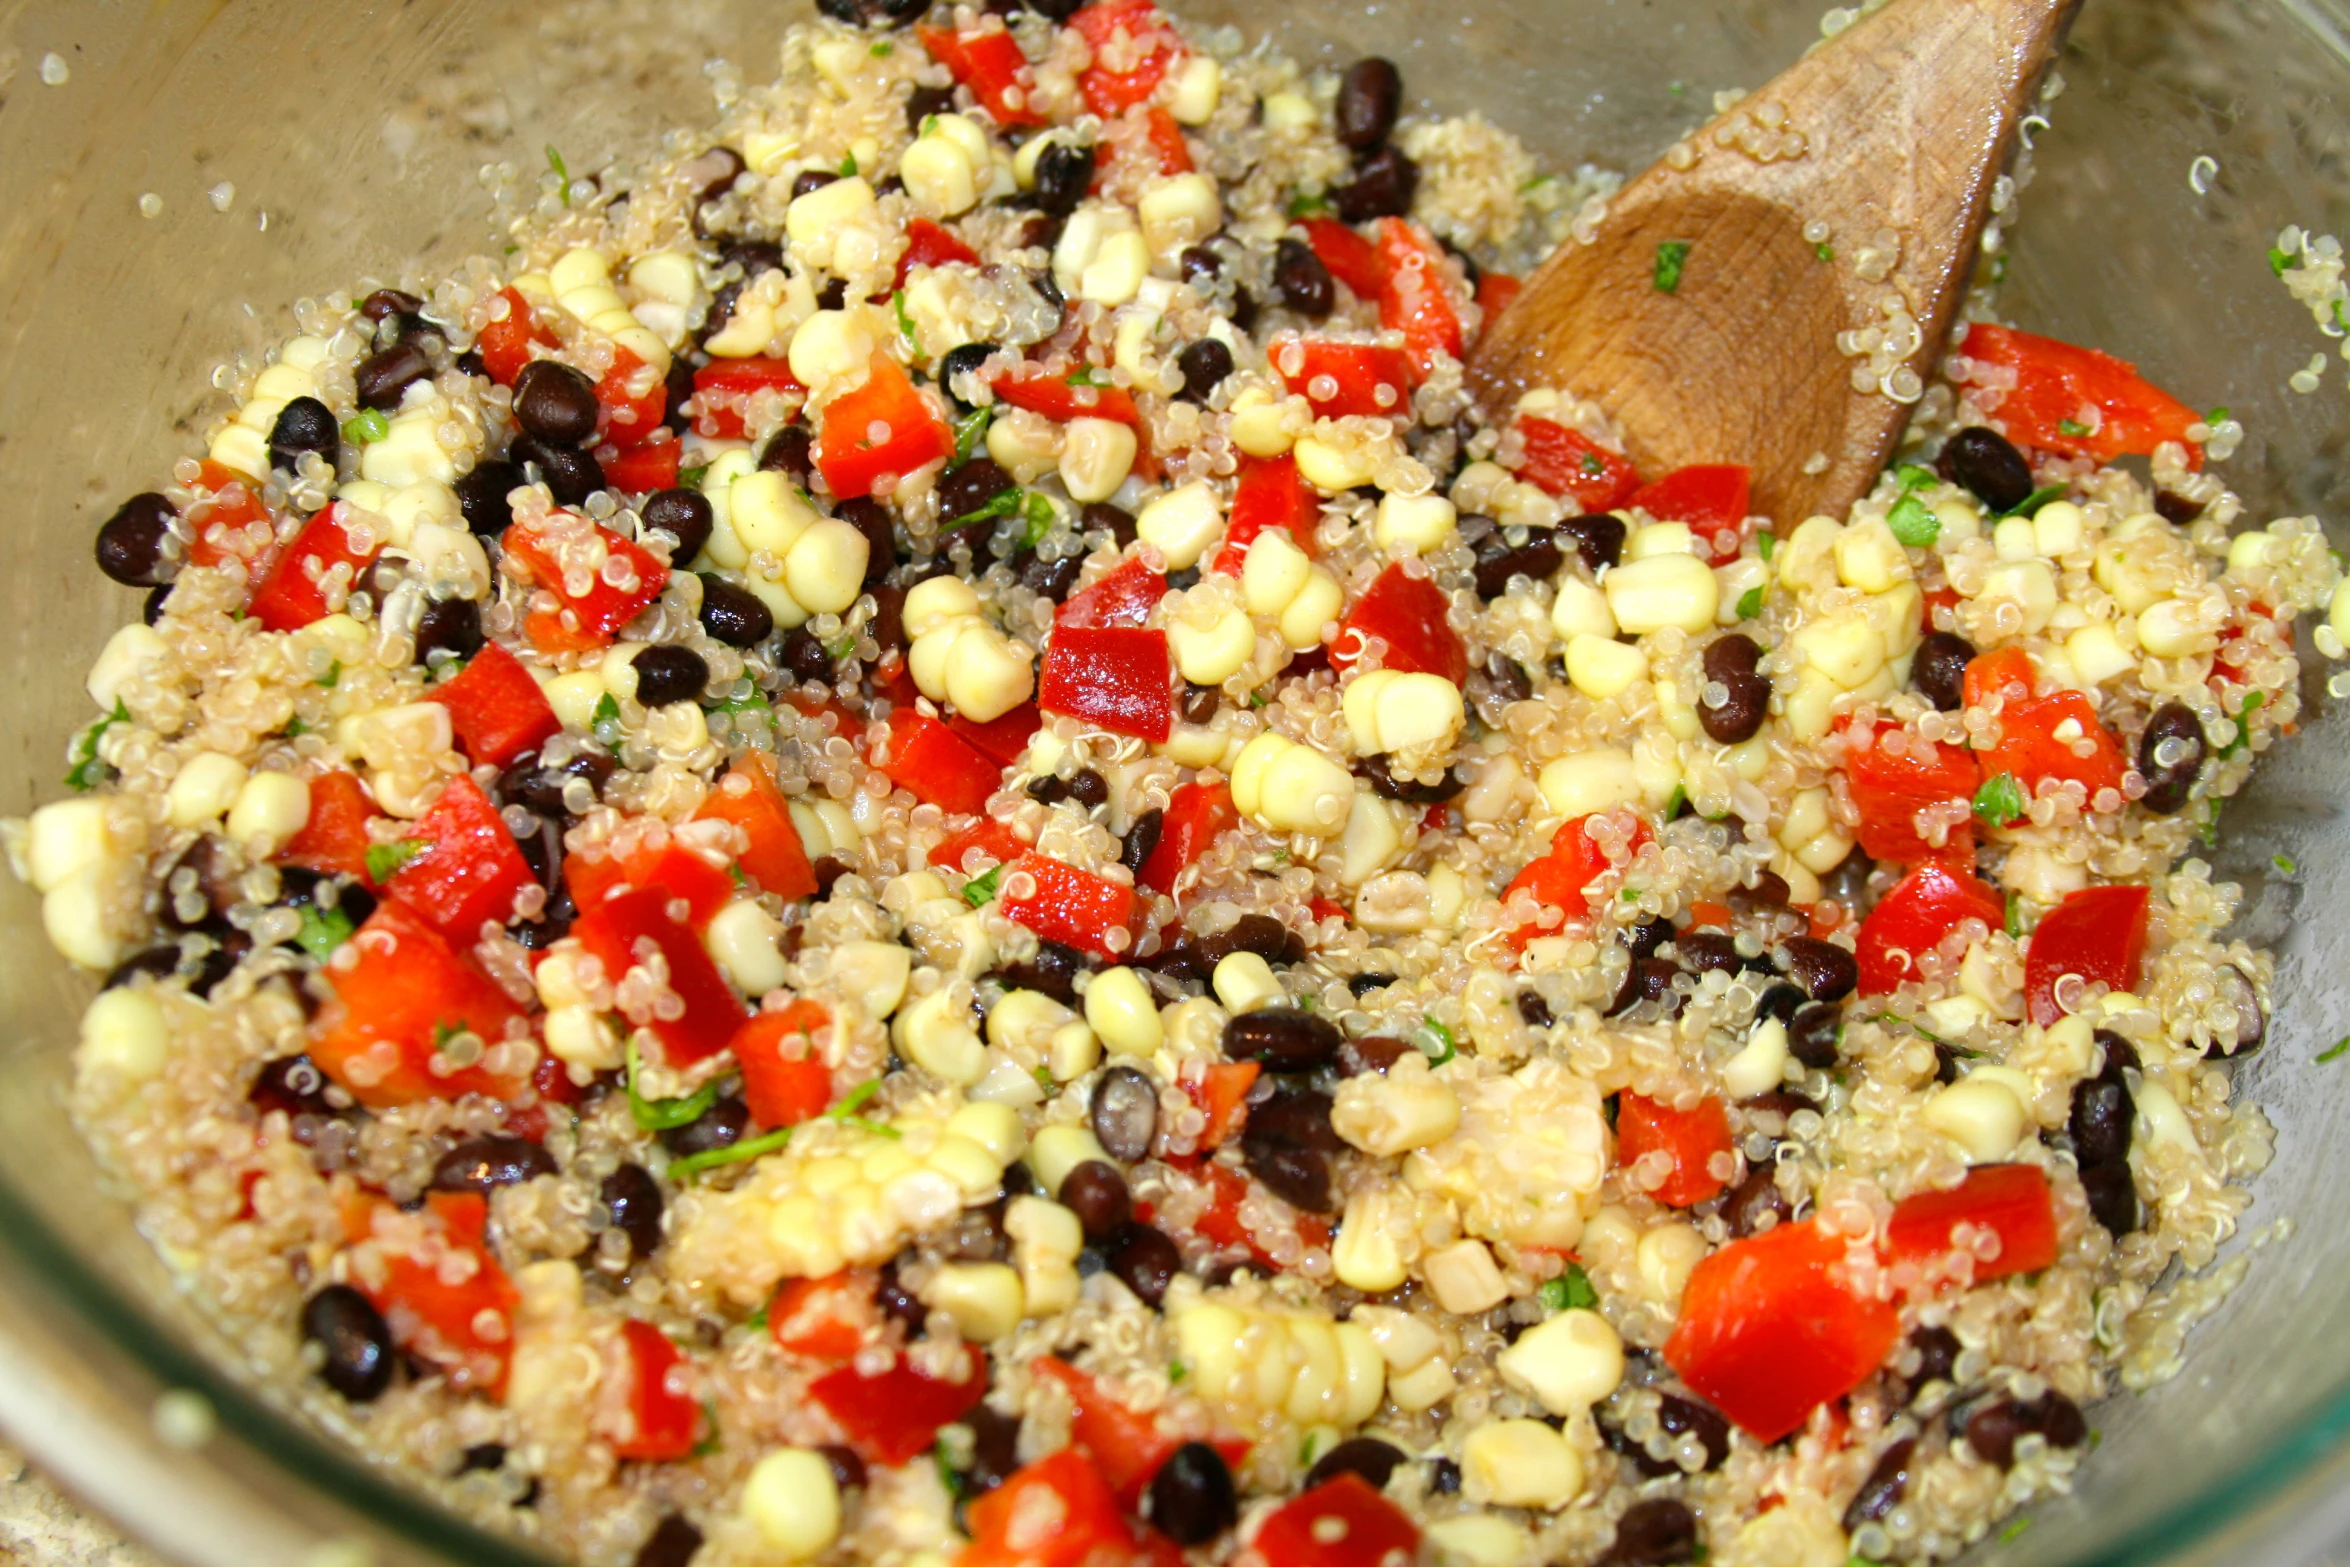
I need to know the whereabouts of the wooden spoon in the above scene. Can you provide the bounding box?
[1466,0,2084,526]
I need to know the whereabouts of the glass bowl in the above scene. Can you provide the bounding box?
[0,1,2347,1563]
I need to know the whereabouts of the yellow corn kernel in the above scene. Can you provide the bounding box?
[785,176,877,268]
[1242,529,1313,615]
[1563,634,1648,700]
[1169,606,1256,686]
[893,985,986,1084]
[1422,1517,1536,1567]
[1636,1221,1707,1304]
[1462,1420,1585,1511]
[1422,1238,1510,1315]
[1331,1191,1409,1293]
[1168,54,1222,123]
[1923,1076,2027,1161]
[1229,391,1301,458]
[1210,951,1284,1014]
[1980,559,2060,635]
[1277,566,1345,649]
[1537,748,1639,819]
[826,940,911,1021]
[1834,517,1911,592]
[165,751,248,830]
[1337,791,1407,887]
[1342,669,1464,756]
[942,624,1037,723]
[705,900,789,997]
[742,1448,842,1562]
[922,1262,1024,1341]
[1294,434,1377,492]
[1389,1355,1457,1412]
[900,133,980,216]
[77,987,167,1085]
[1061,417,1138,504]
[1027,1124,1112,1197]
[1721,1016,1790,1100]
[1605,552,1719,634]
[1138,173,1222,257]
[784,518,872,617]
[1791,616,1886,690]
[1331,1052,1460,1156]
[1546,579,1615,645]
[1005,1195,1085,1315]
[1136,481,1225,571]
[1495,1308,1623,1415]
[1084,966,1164,1057]
[1374,491,1458,555]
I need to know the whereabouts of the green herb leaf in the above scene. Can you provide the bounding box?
[935,1440,969,1502]
[1019,490,1056,551]
[1991,253,2010,283]
[1887,493,1941,548]
[1756,532,1776,562]
[1895,462,1936,492]
[2200,797,2223,849]
[1168,1360,1187,1383]
[671,1126,793,1181]
[868,39,892,56]
[2271,245,2296,276]
[1412,1017,1455,1066]
[1285,190,1331,219]
[315,659,342,689]
[744,1305,770,1333]
[680,462,712,491]
[691,1399,723,1457]
[945,486,1024,534]
[892,288,918,348]
[1973,771,2025,827]
[546,144,571,204]
[64,700,131,792]
[2218,691,2265,759]
[827,1078,885,1120]
[364,838,428,883]
[2206,406,2232,427]
[1064,365,1107,388]
[710,690,774,717]
[827,633,858,661]
[1247,690,1269,709]
[625,1037,722,1132]
[833,1115,901,1138]
[283,717,308,738]
[2319,1035,2350,1064]
[961,865,1004,908]
[1814,242,1835,262]
[1999,1518,2032,1545]
[1665,782,1688,819]
[2005,890,2023,940]
[2056,417,2092,438]
[2002,482,2070,519]
[294,904,356,961]
[342,409,391,445]
[952,406,993,466]
[431,1020,470,1054]
[1033,1062,1056,1092]
[1653,240,1692,294]
[2274,853,2299,876]
[1538,1263,1599,1313]
[1735,585,1764,620]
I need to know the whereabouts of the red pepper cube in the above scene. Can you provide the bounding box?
[383,775,537,943]
[1513,417,1642,513]
[1661,1218,1901,1443]
[600,436,682,496]
[1039,625,1174,742]
[249,503,380,633]
[1503,813,1652,944]
[1616,1092,1735,1207]
[1843,721,1981,866]
[1979,688,2128,800]
[1069,0,1184,118]
[1963,322,2204,469]
[731,1001,837,1130]
[1855,861,2007,996]
[1032,1356,1249,1510]
[428,641,559,768]
[915,22,1049,128]
[183,467,275,569]
[692,751,819,901]
[769,1270,882,1362]
[1058,559,1168,630]
[2023,883,2150,1027]
[476,287,555,388]
[1331,563,1469,686]
[595,346,670,452]
[1475,270,1524,323]
[609,1320,699,1461]
[690,356,806,442]
[932,818,1029,875]
[572,886,750,1066]
[308,900,531,1107]
[873,707,1003,817]
[949,701,1043,768]
[815,353,954,500]
[1254,1475,1421,1567]
[1629,464,1753,564]
[1186,1059,1258,1150]
[279,770,385,885]
[502,512,671,652]
[808,1350,988,1466]
[893,217,984,292]
[563,839,737,931]
[999,854,1137,961]
[961,1449,1149,1567]
[351,1192,522,1396]
[1210,455,1319,575]
[1884,1163,2060,1285]
[1273,336,1416,421]
[1374,218,1466,380]
[1135,780,1239,896]
[992,368,1146,431]
[1297,216,1389,300]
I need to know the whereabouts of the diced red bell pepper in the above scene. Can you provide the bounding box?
[1039,625,1174,741]
[1629,465,1752,564]
[1962,322,2204,469]
[610,1319,699,1461]
[1616,1092,1734,1208]
[1475,271,1524,323]
[2023,884,2150,1027]
[1504,814,1654,948]
[874,707,1004,817]
[1375,218,1465,380]
[1663,1218,1900,1442]
[1186,1060,1259,1150]
[1211,455,1319,575]
[1297,217,1390,299]
[502,513,671,652]
[895,216,983,291]
[595,346,669,452]
[1514,418,1643,513]
[732,1001,837,1130]
[1140,106,1193,174]
[428,641,559,768]
[992,367,1145,431]
[810,1349,987,1466]
[1273,337,1416,421]
[693,751,819,901]
[933,818,1030,874]
[476,287,556,388]
[1136,781,1239,895]
[250,503,380,634]
[1962,645,2036,710]
[816,353,955,499]
[916,22,1049,129]
[350,1192,521,1396]
[1844,722,1980,866]
[999,853,1137,960]
[1980,689,2128,800]
[183,466,275,567]
[1254,1476,1421,1567]
[691,356,807,442]
[564,839,737,930]
[1884,1163,2059,1284]
[309,900,531,1107]
[1058,559,1167,630]
[1330,563,1468,685]
[573,886,751,1066]
[1070,0,1185,118]
[949,702,1043,768]
[280,770,385,885]
[960,1448,1170,1567]
[1855,861,2006,996]
[600,437,682,497]
[1033,1357,1249,1510]
[769,1270,881,1362]
[382,775,536,943]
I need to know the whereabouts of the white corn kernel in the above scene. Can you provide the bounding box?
[1261,89,1316,127]
[25,799,114,893]
[2137,596,2218,659]
[1169,607,1256,686]
[166,752,248,829]
[1462,1420,1584,1511]
[1242,529,1313,615]
[1341,670,1465,757]
[1337,791,1406,886]
[1980,560,2059,635]
[1423,1517,1536,1567]
[2135,1077,2201,1161]
[1006,1195,1085,1315]
[1834,518,1911,592]
[904,576,982,638]
[78,987,167,1085]
[1080,230,1151,307]
[1060,417,1138,503]
[2065,623,2136,688]
[742,1448,842,1562]
[1278,567,1345,650]
[1136,482,1225,570]
[785,177,878,268]
[2034,499,2087,556]
[44,868,127,970]
[1550,577,1617,642]
[1626,522,1694,560]
[1229,393,1300,458]
[1775,515,1843,592]
[1231,733,1354,836]
[782,517,873,616]
[1721,1017,1790,1100]
[1375,491,1458,555]
[705,900,788,998]
[1138,174,1222,257]
[88,624,168,712]
[1636,1222,1707,1303]
[1932,496,1983,542]
[923,1262,1024,1342]
[1791,616,1886,690]
[1423,1238,1510,1315]
[942,626,1036,722]
[1331,1052,1460,1156]
[1293,434,1377,492]
[1332,1190,1410,1293]
[1027,1124,1112,1196]
[785,310,878,400]
[1496,1308,1623,1416]
[1564,634,1648,700]
[901,133,979,216]
[1604,552,1719,634]
[1389,1355,1458,1412]
[1084,966,1164,1057]
[1168,54,1222,123]
[1537,748,1639,819]
[1211,951,1284,1014]
[893,985,986,1084]
[544,1003,623,1072]
[1923,1076,2027,1162]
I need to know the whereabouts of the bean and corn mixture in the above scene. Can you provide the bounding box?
[13,4,2346,1566]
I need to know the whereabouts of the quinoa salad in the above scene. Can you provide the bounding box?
[11,4,2345,1566]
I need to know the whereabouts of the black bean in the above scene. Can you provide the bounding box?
[303,1285,395,1402]
[354,343,432,412]
[791,169,838,202]
[1333,147,1418,222]
[661,1095,750,1156]
[1781,936,1858,1001]
[1001,940,1087,1005]
[2039,1392,2088,1448]
[767,626,825,684]
[802,1446,865,1496]
[1081,501,1138,547]
[1347,971,1395,997]
[1109,1222,1182,1306]
[1026,775,1070,806]
[1273,237,1336,317]
[1241,1089,1340,1212]
[1358,754,1462,804]
[1699,669,1770,745]
[1426,1456,1462,1493]
[457,1441,507,1474]
[1179,245,1224,286]
[1021,552,1083,601]
[2154,490,2205,526]
[1598,1497,1700,1567]
[1091,1066,1160,1162]
[664,356,698,429]
[1024,0,1085,19]
[1658,1395,1733,1472]
[414,597,484,662]
[939,458,1017,525]
[143,584,173,625]
[1472,526,1562,598]
[1222,1008,1341,1072]
[633,1514,703,1567]
[938,343,997,413]
[904,84,957,133]
[512,359,601,445]
[2069,1075,2133,1169]
[1285,1440,1401,1507]
[2136,701,2207,815]
[835,496,897,585]
[1906,1325,1961,1394]
[1557,513,1628,572]
[694,576,772,649]
[1729,870,1792,915]
[642,488,715,563]
[1031,140,1096,218]
[602,1163,665,1258]
[1753,982,1806,1024]
[941,1206,1010,1262]
[1481,653,1533,705]
[1964,1400,2037,1469]
[877,1265,927,1334]
[1517,990,1554,1028]
[361,288,426,324]
[430,1134,557,1194]
[1120,808,1163,875]
[1911,630,1976,712]
[1937,426,2035,513]
[268,396,341,477]
[456,461,525,538]
[95,494,179,587]
[1787,1001,1843,1069]
[759,427,816,486]
[249,1053,345,1139]
[2093,1029,2141,1080]
[1337,1034,1412,1078]
[2080,1162,2140,1236]
[2209,963,2266,1057]
[811,856,851,897]
[1601,1418,1676,1480]
[1607,956,1682,1017]
[632,645,710,707]
[1334,58,1403,150]
[1841,1437,1916,1531]
[961,1404,1022,1496]
[1065,768,1109,808]
[1176,338,1235,404]
[513,436,604,506]
[1673,929,1750,976]
[1148,1441,1238,1545]
[1197,915,1300,970]
[1060,1160,1133,1241]
[1703,633,1761,682]
[1722,1166,1792,1237]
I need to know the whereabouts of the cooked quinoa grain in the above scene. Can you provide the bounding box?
[12,6,2342,1566]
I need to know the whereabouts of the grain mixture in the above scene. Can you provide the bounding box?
[11,4,2343,1566]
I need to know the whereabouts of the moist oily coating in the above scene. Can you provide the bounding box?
[15,5,2338,1566]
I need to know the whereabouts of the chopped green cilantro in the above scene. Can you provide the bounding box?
[283,717,308,738]
[2056,417,2092,437]
[945,485,1024,533]
[710,690,774,717]
[1652,240,1692,294]
[1065,365,1108,388]
[671,1125,793,1181]
[892,289,918,347]
[1887,493,1941,548]
[1990,253,2010,283]
[691,1400,723,1457]
[960,866,1003,907]
[625,1037,721,1132]
[935,1440,970,1502]
[2206,406,2232,427]
[679,462,712,491]
[1998,1518,2032,1545]
[592,691,625,746]
[2200,797,2223,849]
[64,700,130,791]
[1815,242,1835,262]
[2274,853,2299,876]
[868,39,892,56]
[1756,532,1776,562]
[294,904,355,961]
[431,1021,468,1054]
[364,838,428,883]
[315,660,342,689]
[952,406,993,466]
[2004,889,2024,939]
[1665,782,1688,819]
[1895,462,1937,492]
[1285,189,1331,219]
[1735,585,1764,620]
[827,633,858,661]
[2218,691,2265,759]
[829,1078,885,1119]
[342,409,390,445]
[1539,1263,1599,1313]
[2002,482,2070,519]
[1032,1063,1056,1092]
[2271,245,2297,277]
[1018,491,1056,550]
[1168,1360,1187,1383]
[1972,771,2025,827]
[546,144,571,203]
[1411,1017,1455,1066]
[1247,690,1269,708]
[2319,1035,2350,1064]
